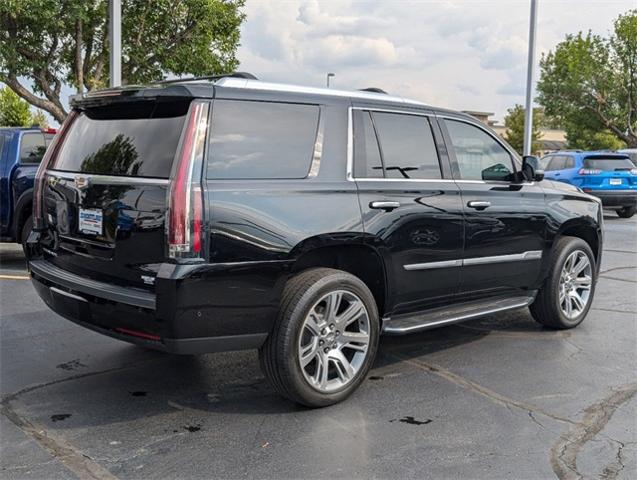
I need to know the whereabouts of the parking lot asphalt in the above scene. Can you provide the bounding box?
[1,215,636,480]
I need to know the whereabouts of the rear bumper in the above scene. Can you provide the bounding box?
[29,259,268,354]
[584,189,637,208]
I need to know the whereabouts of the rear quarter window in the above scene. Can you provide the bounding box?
[19,132,48,164]
[206,100,319,179]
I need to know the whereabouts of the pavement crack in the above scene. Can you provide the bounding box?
[599,275,637,284]
[549,381,637,480]
[389,352,575,426]
[599,265,637,275]
[1,404,118,480]
[1,358,160,405]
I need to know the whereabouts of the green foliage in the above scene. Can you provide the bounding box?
[565,125,626,151]
[30,109,49,128]
[0,86,31,126]
[537,9,637,147]
[0,0,245,123]
[503,104,544,155]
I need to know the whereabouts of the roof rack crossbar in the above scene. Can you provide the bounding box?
[155,72,257,85]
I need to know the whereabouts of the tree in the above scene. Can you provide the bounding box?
[537,9,637,148]
[0,85,31,126]
[0,86,51,127]
[0,0,245,124]
[30,109,49,128]
[503,104,543,155]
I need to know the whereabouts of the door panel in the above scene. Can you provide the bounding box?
[440,116,548,297]
[458,182,547,296]
[352,108,464,314]
[357,181,464,313]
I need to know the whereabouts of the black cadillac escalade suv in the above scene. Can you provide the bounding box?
[27,73,603,407]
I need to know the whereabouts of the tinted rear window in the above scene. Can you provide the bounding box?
[52,101,189,178]
[207,100,319,179]
[583,156,636,171]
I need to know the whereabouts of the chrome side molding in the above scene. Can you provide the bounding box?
[404,250,542,271]
[45,170,170,186]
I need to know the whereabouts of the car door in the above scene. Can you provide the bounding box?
[439,116,547,299]
[351,106,464,315]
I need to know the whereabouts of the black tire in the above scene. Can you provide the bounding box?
[529,236,596,329]
[617,206,636,218]
[20,214,33,255]
[259,268,380,407]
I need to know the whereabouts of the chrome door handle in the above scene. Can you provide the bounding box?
[467,201,491,210]
[370,201,400,211]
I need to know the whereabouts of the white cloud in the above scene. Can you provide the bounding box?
[236,0,634,122]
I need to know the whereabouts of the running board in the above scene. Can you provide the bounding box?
[382,295,536,335]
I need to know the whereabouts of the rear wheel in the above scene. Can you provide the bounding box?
[259,268,379,407]
[617,206,636,218]
[20,214,33,254]
[530,236,596,329]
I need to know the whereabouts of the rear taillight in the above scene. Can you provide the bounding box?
[33,111,78,231]
[167,101,209,259]
[578,168,602,175]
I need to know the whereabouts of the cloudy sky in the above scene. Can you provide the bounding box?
[237,0,635,122]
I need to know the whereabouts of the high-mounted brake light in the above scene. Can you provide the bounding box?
[578,168,602,175]
[33,111,78,231]
[167,101,209,259]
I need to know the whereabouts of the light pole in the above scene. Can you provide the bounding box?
[523,0,538,156]
[326,73,335,88]
[109,0,121,87]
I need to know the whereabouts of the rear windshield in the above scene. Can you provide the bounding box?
[583,156,636,171]
[52,101,189,178]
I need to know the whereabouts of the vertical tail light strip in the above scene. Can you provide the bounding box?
[33,111,78,230]
[167,101,209,259]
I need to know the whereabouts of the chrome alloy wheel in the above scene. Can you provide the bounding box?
[298,290,370,393]
[559,250,593,319]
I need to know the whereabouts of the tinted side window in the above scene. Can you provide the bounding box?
[353,110,383,178]
[563,156,575,169]
[445,120,514,181]
[546,156,565,171]
[371,112,441,179]
[207,101,319,179]
[19,132,47,164]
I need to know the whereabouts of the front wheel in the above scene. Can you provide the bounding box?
[259,268,379,407]
[530,236,596,329]
[617,206,636,218]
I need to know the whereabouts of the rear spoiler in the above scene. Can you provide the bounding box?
[69,84,214,109]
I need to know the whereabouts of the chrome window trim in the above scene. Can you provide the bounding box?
[347,106,447,184]
[45,170,170,185]
[403,250,542,271]
[307,106,325,178]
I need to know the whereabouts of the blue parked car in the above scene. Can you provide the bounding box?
[540,151,637,218]
[0,127,56,246]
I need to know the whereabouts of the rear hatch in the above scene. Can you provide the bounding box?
[578,155,637,189]
[40,98,190,289]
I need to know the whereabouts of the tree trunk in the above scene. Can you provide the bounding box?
[4,74,67,124]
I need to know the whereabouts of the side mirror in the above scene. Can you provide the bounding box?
[522,155,544,182]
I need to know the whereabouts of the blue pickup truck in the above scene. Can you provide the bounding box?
[0,127,55,246]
